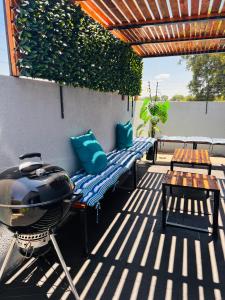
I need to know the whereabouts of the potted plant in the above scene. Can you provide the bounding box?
[136,98,170,138]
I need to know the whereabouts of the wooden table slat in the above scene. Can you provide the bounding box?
[163,170,220,191]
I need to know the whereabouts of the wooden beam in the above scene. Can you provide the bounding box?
[130,35,225,45]
[142,48,225,58]
[108,13,225,30]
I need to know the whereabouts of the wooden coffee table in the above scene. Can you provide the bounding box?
[171,148,212,175]
[162,170,220,235]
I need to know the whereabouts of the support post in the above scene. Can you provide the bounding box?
[127,96,130,111]
[59,86,64,119]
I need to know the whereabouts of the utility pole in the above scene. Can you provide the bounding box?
[148,81,151,99]
[155,81,159,101]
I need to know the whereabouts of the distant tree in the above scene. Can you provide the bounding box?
[170,94,185,101]
[181,54,225,101]
[170,95,196,101]
[151,95,169,102]
[161,95,169,101]
[184,95,196,101]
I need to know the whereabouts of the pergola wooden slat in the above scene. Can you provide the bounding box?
[76,0,225,58]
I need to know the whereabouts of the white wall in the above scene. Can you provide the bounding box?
[0,75,131,174]
[134,101,225,156]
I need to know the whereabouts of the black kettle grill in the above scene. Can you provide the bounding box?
[0,153,81,299]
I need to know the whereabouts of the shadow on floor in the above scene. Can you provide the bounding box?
[0,163,225,299]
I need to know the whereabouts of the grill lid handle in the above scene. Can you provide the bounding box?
[19,153,42,160]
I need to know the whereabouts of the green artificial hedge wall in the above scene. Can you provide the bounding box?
[15,0,143,96]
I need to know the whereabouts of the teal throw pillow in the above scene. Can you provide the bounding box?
[116,121,133,149]
[70,131,107,175]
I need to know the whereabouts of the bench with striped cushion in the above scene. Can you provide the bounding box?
[71,137,155,207]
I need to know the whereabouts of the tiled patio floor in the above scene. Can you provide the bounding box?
[0,155,225,299]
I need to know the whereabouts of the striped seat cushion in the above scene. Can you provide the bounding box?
[107,150,142,170]
[159,135,188,143]
[71,137,153,206]
[71,163,126,206]
[128,137,155,154]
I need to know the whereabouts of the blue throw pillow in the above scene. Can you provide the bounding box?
[116,121,133,149]
[70,131,108,175]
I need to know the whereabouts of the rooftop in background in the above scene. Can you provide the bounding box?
[76,0,225,57]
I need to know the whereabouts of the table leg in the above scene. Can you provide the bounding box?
[193,142,197,149]
[162,185,167,228]
[170,162,173,171]
[208,164,212,175]
[213,190,220,235]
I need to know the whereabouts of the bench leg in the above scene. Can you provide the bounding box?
[133,160,137,189]
[80,208,89,256]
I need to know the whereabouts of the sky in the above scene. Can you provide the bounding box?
[0,3,192,97]
[142,57,192,98]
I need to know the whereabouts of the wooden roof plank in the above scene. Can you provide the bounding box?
[101,0,129,23]
[136,0,154,20]
[191,0,199,16]
[85,1,115,25]
[211,0,222,13]
[131,0,148,21]
[220,0,225,13]
[79,1,109,26]
[200,0,210,14]
[170,0,180,18]
[141,47,225,57]
[111,0,138,23]
[157,0,170,19]
[179,0,189,17]
[147,0,161,19]
[108,13,225,30]
[92,0,121,24]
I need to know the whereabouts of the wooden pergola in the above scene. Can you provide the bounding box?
[76,0,225,57]
[4,0,225,76]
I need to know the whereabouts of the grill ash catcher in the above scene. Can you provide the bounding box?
[0,153,82,299]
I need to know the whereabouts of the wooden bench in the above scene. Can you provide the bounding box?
[71,137,157,254]
[158,136,225,152]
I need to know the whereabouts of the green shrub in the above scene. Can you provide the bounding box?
[15,0,142,96]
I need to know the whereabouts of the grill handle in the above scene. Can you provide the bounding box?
[19,153,42,161]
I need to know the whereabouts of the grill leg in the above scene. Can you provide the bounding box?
[50,234,80,300]
[0,237,16,281]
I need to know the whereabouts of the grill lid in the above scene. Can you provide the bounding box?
[0,153,74,208]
